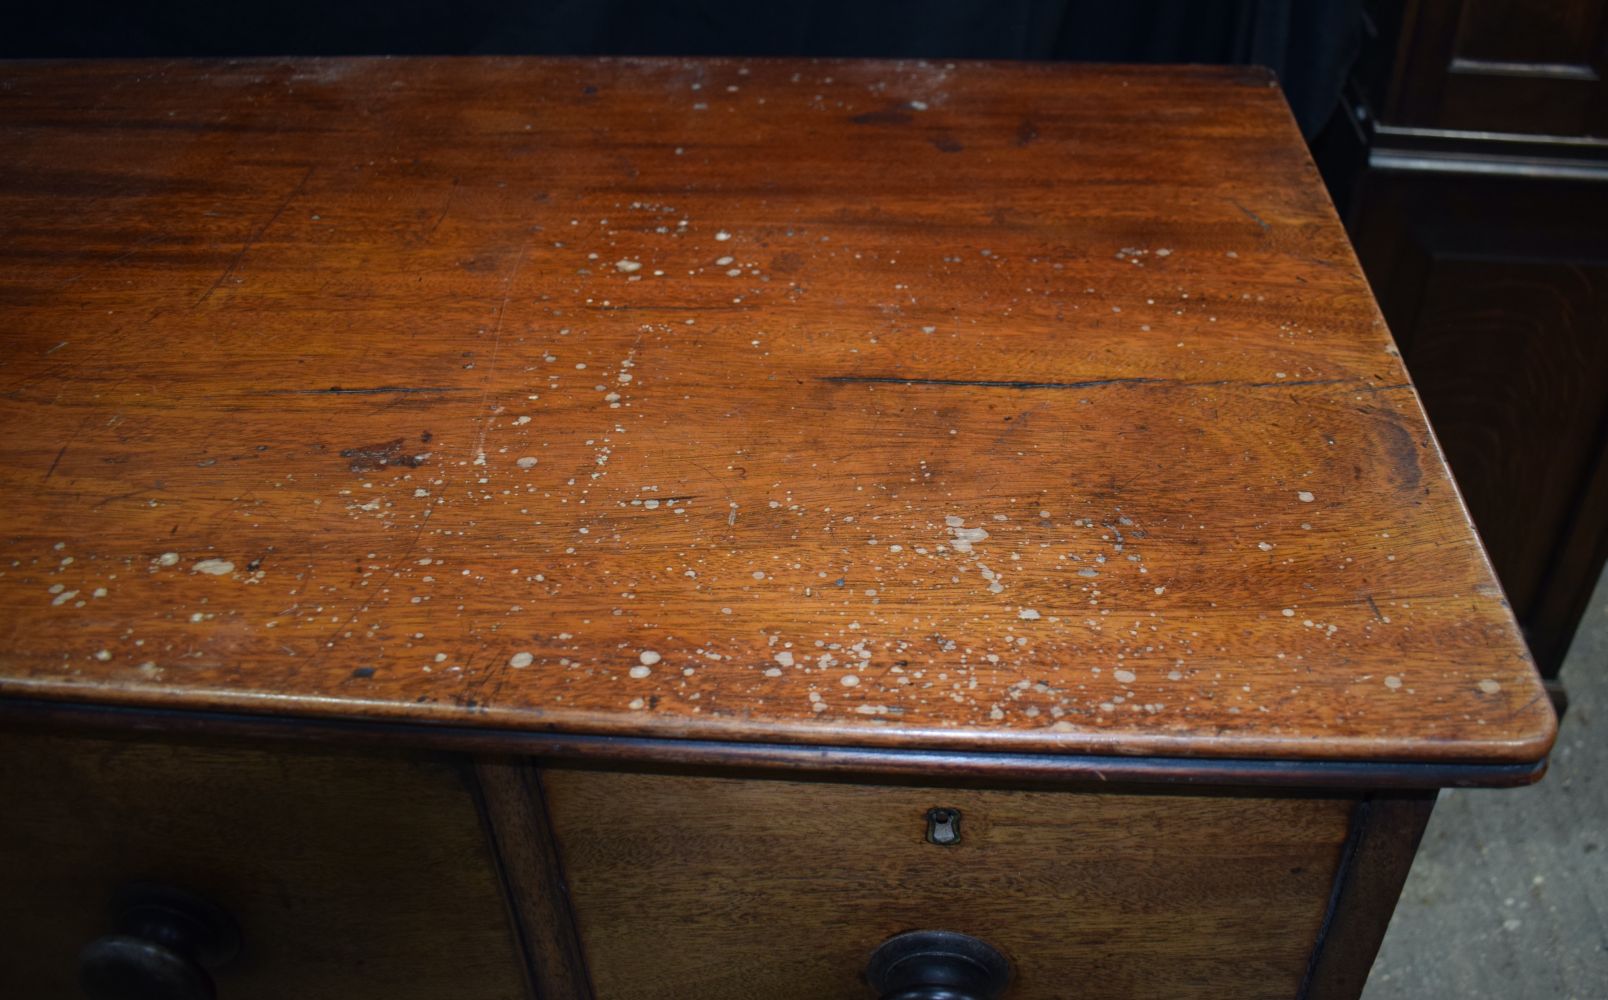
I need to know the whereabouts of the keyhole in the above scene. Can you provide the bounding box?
[926,807,961,846]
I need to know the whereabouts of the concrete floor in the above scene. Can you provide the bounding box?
[1363,566,1608,999]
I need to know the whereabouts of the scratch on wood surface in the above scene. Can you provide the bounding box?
[43,445,67,480]
[1244,378,1350,388]
[194,164,315,306]
[262,386,470,396]
[1365,594,1386,622]
[1231,197,1271,233]
[822,375,1167,390]
[470,241,531,460]
[823,375,1392,392]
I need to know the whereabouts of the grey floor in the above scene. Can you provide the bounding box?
[1362,566,1608,999]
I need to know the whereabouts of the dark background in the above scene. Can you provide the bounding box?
[8,0,1363,137]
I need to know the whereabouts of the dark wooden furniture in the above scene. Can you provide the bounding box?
[1317,0,1608,684]
[0,57,1555,999]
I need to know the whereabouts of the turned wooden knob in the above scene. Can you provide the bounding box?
[78,883,240,1000]
[867,930,1012,1000]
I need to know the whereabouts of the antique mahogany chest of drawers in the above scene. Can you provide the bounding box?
[0,58,1556,999]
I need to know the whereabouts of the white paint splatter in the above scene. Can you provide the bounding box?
[629,664,652,679]
[639,650,662,666]
[192,559,234,575]
[1018,608,1041,620]
[949,525,989,553]
[509,651,534,668]
[615,259,643,273]
[1297,491,1315,503]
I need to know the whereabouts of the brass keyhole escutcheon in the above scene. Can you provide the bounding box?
[926,807,961,846]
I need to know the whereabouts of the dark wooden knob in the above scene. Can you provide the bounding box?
[78,883,240,1000]
[867,930,1012,1000]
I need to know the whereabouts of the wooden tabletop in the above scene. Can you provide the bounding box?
[0,57,1555,768]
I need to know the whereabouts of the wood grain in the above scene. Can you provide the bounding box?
[0,57,1554,766]
[0,694,1552,789]
[1301,794,1436,1000]
[0,729,527,999]
[542,766,1356,1000]
[474,758,595,1000]
[1342,154,1608,680]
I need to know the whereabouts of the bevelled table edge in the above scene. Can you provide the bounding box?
[0,669,1558,768]
[0,695,1549,790]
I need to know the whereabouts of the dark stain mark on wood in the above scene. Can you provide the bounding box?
[1377,418,1424,492]
[459,254,502,273]
[1016,120,1040,146]
[350,667,376,679]
[850,109,913,126]
[340,438,429,473]
[769,251,804,274]
[932,136,964,153]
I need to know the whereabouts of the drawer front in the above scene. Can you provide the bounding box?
[0,731,527,1000]
[543,768,1356,1000]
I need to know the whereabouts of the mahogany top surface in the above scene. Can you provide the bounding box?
[0,57,1555,767]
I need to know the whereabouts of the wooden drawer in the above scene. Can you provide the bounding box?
[542,768,1358,1000]
[0,732,527,1000]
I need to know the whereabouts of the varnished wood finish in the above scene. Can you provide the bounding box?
[0,57,1554,769]
[1349,172,1608,677]
[475,758,595,1000]
[0,730,527,999]
[0,696,1553,789]
[1319,0,1608,679]
[542,766,1355,1000]
[1301,794,1436,1000]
